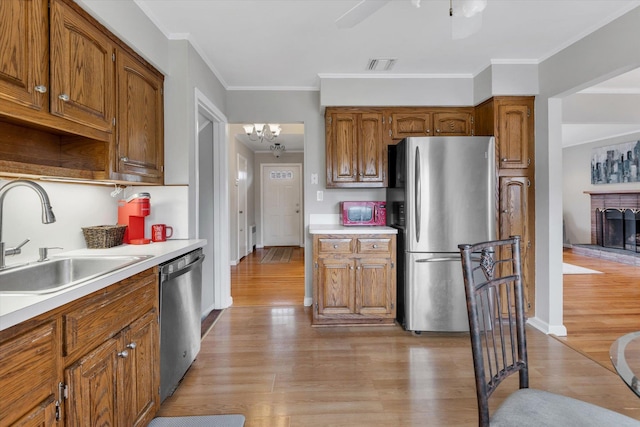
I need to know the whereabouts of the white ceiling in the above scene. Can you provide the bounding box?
[132,0,640,148]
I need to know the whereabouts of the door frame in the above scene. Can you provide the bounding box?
[237,153,248,260]
[260,162,303,247]
[194,88,231,312]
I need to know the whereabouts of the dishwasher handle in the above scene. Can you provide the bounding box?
[161,254,205,282]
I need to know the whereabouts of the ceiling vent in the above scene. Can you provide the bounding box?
[367,58,397,71]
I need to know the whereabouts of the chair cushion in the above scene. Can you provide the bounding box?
[491,388,640,427]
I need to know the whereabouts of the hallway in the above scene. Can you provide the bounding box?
[231,247,305,307]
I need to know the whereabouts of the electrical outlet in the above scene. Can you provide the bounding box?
[316,190,323,201]
[311,173,318,184]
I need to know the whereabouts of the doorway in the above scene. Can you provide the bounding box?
[237,154,248,259]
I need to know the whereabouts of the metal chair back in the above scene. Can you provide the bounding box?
[458,236,528,427]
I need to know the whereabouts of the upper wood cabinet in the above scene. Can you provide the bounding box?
[388,107,474,140]
[475,96,534,170]
[433,109,474,136]
[326,108,386,187]
[0,0,49,112]
[50,0,115,134]
[0,0,164,184]
[390,111,432,139]
[114,48,164,184]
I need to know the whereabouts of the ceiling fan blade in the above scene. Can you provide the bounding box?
[335,0,390,29]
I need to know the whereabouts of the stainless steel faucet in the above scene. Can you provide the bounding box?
[0,180,56,269]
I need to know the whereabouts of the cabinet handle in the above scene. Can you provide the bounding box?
[502,158,508,162]
[502,209,508,213]
[118,350,129,358]
[126,342,137,350]
[436,129,440,133]
[350,265,354,270]
[34,85,47,93]
[372,244,378,248]
[120,156,129,162]
[58,94,69,101]
[333,244,338,249]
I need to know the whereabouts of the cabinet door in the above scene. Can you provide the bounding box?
[115,49,164,183]
[0,0,48,111]
[391,112,432,139]
[499,176,531,310]
[65,337,119,427]
[356,258,394,317]
[50,0,115,133]
[327,112,358,185]
[0,321,58,427]
[358,112,385,184]
[497,103,530,169]
[316,258,356,316]
[433,111,473,136]
[11,396,56,427]
[120,310,160,427]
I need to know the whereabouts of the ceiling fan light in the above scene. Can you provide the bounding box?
[460,0,486,17]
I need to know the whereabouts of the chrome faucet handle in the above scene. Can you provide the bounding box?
[38,246,63,262]
[5,238,30,256]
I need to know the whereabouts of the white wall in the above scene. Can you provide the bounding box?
[0,179,188,268]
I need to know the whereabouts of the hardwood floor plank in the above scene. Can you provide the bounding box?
[156,247,640,426]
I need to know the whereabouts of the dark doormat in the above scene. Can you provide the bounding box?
[260,247,294,264]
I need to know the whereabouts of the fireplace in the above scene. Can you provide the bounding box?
[588,190,640,253]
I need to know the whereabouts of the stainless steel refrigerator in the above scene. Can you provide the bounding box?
[387,136,496,332]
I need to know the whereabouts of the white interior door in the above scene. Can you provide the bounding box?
[262,164,302,246]
[237,154,248,258]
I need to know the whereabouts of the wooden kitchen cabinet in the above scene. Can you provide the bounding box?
[312,233,396,325]
[50,0,115,134]
[0,0,164,185]
[113,48,164,184]
[325,108,386,187]
[0,0,49,112]
[476,96,535,312]
[433,109,474,136]
[0,267,160,427]
[65,309,158,427]
[389,111,432,139]
[0,320,58,427]
[499,176,534,311]
[62,268,159,426]
[475,96,534,170]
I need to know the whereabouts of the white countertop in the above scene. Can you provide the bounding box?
[0,239,206,331]
[308,224,398,235]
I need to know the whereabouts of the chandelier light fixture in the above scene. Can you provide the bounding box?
[449,0,487,40]
[270,142,286,158]
[243,123,281,142]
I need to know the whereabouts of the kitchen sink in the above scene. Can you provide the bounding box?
[0,255,152,295]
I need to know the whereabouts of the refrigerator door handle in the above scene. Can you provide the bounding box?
[415,145,421,242]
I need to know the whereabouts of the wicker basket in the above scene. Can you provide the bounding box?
[82,225,127,249]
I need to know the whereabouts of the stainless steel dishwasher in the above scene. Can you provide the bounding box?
[159,248,205,402]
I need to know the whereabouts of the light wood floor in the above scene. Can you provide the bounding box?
[556,249,640,371]
[157,247,640,426]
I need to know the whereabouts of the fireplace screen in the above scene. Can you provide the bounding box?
[596,208,640,252]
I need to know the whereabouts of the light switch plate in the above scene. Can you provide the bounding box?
[316,190,323,201]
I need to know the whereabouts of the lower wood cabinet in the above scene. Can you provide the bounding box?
[312,233,396,326]
[0,267,160,427]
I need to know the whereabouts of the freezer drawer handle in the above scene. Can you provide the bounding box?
[415,256,481,263]
[416,256,461,262]
[161,254,206,281]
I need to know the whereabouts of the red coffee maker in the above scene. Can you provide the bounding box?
[118,193,151,244]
